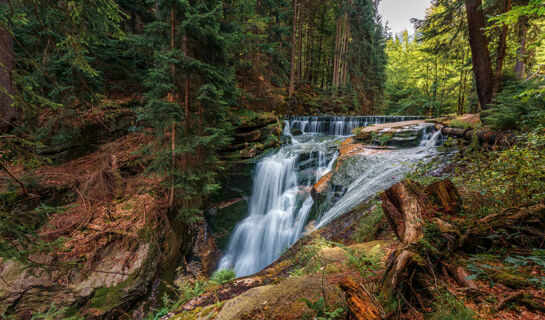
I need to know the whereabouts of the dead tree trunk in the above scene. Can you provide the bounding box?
[340,277,384,320]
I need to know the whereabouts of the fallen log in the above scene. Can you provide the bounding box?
[434,123,515,146]
[340,277,384,320]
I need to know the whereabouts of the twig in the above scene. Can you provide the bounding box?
[0,160,28,195]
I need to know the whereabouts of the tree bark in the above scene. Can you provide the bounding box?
[464,0,495,110]
[288,0,298,98]
[169,8,177,207]
[296,7,304,82]
[0,0,17,133]
[434,123,515,146]
[514,17,528,79]
[493,0,512,96]
[332,15,341,89]
[340,277,384,320]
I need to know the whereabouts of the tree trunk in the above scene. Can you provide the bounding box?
[288,0,298,97]
[493,0,512,96]
[0,0,17,133]
[332,15,341,89]
[514,17,528,79]
[297,8,303,82]
[169,8,177,207]
[464,0,495,110]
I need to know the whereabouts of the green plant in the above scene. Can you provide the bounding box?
[301,297,344,320]
[209,269,236,285]
[345,245,384,278]
[483,79,545,130]
[178,281,206,304]
[29,304,83,320]
[428,291,477,320]
[289,239,327,275]
[352,202,387,243]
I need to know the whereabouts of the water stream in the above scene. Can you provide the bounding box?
[218,116,442,277]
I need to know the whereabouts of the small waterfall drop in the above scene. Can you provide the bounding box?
[219,115,440,277]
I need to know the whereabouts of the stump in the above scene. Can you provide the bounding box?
[340,277,384,320]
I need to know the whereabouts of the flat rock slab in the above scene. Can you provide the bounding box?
[355,120,425,141]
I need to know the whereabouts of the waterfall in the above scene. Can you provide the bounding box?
[315,130,443,228]
[219,115,439,277]
[286,115,423,136]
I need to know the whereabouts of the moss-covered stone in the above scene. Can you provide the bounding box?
[206,199,249,250]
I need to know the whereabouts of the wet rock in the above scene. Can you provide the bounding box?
[206,198,249,250]
[291,128,303,135]
[234,129,262,143]
[187,221,221,277]
[354,120,425,146]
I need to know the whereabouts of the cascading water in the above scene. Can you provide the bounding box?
[219,115,441,277]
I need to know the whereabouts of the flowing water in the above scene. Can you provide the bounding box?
[218,116,442,277]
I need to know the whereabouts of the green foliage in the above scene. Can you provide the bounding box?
[352,202,386,243]
[453,132,545,216]
[178,280,206,304]
[345,244,384,278]
[483,79,545,130]
[0,202,70,265]
[384,22,474,116]
[28,304,84,320]
[487,0,545,46]
[301,297,344,320]
[428,291,477,320]
[209,269,236,285]
[289,239,326,275]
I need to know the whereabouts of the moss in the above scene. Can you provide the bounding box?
[489,270,531,289]
[88,243,159,312]
[171,302,225,320]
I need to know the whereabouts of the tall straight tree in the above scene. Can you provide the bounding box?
[493,0,512,96]
[0,0,17,132]
[288,0,298,97]
[464,0,495,110]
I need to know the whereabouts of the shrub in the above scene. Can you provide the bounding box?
[483,78,545,130]
[209,269,236,285]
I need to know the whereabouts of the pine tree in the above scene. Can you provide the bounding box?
[141,0,236,218]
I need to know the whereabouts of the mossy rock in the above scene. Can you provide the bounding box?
[489,270,532,289]
[206,199,249,250]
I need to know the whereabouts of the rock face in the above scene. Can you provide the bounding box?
[0,241,159,319]
[187,220,221,277]
[224,112,284,160]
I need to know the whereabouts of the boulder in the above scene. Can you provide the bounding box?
[0,241,160,319]
[354,120,426,146]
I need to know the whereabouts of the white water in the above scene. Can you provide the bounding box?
[219,116,441,277]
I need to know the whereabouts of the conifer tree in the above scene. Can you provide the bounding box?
[142,0,235,218]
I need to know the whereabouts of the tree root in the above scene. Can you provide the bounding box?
[377,178,545,317]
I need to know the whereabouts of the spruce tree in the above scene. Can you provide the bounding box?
[141,0,235,219]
